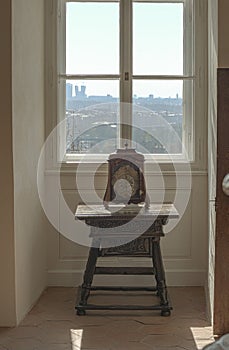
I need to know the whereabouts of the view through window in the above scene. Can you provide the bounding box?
[60,0,193,156]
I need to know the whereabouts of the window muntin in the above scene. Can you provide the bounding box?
[56,0,196,160]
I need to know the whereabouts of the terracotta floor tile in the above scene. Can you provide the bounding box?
[38,343,72,350]
[142,334,188,347]
[2,338,42,350]
[19,314,44,327]
[0,287,214,350]
[6,326,43,340]
[111,341,153,350]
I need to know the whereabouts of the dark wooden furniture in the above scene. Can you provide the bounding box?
[75,203,178,316]
[214,69,229,335]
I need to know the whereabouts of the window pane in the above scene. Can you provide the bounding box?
[65,80,119,154]
[132,80,184,154]
[66,2,119,74]
[133,3,183,75]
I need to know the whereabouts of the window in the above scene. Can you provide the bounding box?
[46,0,207,164]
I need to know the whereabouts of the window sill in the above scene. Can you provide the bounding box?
[62,152,193,164]
[45,159,207,177]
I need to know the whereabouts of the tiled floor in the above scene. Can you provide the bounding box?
[0,287,214,350]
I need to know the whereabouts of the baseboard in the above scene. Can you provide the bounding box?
[48,269,206,287]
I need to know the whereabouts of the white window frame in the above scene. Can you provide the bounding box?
[45,0,207,169]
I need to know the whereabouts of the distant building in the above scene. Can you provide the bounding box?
[66,83,73,99]
[81,85,86,96]
[88,94,115,102]
[75,85,87,99]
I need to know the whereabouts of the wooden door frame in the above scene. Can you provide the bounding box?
[213,68,229,335]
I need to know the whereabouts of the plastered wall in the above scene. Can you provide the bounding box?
[0,0,16,327]
[12,0,47,324]
[0,0,47,326]
[207,0,218,324]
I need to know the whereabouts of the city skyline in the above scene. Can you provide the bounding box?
[65,82,183,155]
[66,82,182,101]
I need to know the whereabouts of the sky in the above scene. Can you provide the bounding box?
[66,1,184,98]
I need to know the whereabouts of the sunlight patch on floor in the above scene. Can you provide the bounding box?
[71,329,83,350]
[190,327,214,350]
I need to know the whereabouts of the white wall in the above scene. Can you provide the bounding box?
[46,170,208,287]
[0,0,17,327]
[207,0,218,324]
[12,0,47,324]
